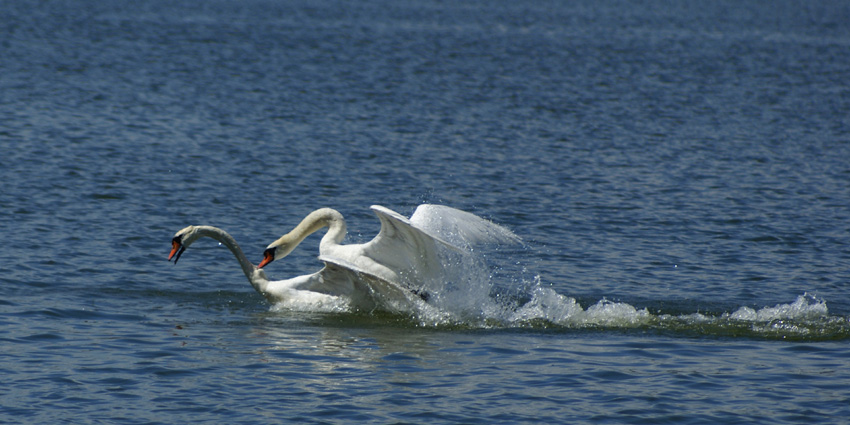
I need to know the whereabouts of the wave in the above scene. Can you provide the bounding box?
[509,290,846,341]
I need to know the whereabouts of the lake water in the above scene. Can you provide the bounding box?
[2,0,849,423]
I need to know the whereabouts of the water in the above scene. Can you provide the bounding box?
[2,0,849,423]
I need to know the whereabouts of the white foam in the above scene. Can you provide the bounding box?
[729,293,828,322]
[507,287,651,327]
[510,286,582,324]
[582,298,651,326]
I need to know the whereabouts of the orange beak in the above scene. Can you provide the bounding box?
[258,248,274,268]
[168,239,186,263]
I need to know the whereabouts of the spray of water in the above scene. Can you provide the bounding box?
[269,206,847,340]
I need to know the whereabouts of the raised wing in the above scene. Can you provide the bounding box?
[359,205,451,288]
[409,204,522,249]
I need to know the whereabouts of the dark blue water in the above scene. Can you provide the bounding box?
[2,0,849,423]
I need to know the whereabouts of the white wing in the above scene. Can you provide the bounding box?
[361,205,449,291]
[409,204,522,249]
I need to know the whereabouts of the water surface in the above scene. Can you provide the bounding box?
[2,0,849,423]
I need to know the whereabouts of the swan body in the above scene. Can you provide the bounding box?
[169,204,520,312]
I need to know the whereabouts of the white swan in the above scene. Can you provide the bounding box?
[168,225,362,308]
[259,204,521,303]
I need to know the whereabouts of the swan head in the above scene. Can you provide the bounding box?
[258,237,298,268]
[168,225,202,264]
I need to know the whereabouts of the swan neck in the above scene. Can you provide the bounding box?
[195,226,261,286]
[316,208,346,247]
[274,208,346,256]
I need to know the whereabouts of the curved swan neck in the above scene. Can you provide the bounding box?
[192,226,263,287]
[270,208,346,258]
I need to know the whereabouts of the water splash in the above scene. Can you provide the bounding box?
[728,294,828,322]
[270,256,847,340]
[666,293,843,340]
[416,277,846,340]
[510,287,652,327]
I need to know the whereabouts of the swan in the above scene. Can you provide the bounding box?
[256,205,452,305]
[258,204,521,302]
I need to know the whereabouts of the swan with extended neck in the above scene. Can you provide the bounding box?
[168,225,360,307]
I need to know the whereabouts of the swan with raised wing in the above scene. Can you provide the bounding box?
[259,204,521,304]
